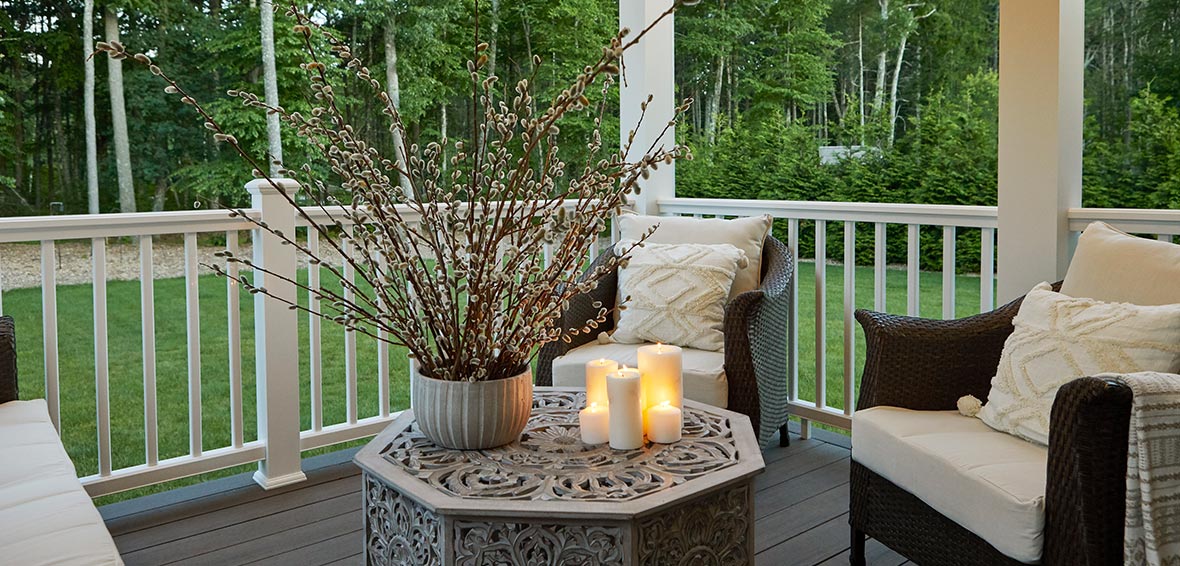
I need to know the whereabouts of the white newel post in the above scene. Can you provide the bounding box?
[619,0,676,216]
[996,0,1084,301]
[247,178,307,489]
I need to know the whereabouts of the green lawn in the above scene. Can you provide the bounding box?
[793,260,996,415]
[4,266,409,505]
[4,259,990,504]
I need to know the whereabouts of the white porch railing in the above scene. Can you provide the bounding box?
[0,185,1176,494]
[659,198,1180,436]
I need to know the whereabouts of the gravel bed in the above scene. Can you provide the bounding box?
[0,240,344,290]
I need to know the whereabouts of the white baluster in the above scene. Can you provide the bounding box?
[92,237,111,477]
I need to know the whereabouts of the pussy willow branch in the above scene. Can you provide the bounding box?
[100,1,696,381]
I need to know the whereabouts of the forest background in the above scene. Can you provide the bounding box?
[2,0,1177,267]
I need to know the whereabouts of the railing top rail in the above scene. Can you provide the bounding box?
[657,197,999,228]
[1068,207,1180,235]
[0,209,258,243]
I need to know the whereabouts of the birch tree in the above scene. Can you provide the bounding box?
[105,6,135,213]
[260,0,283,175]
[385,9,412,198]
[84,0,99,213]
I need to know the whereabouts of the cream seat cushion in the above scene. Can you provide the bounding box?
[853,406,1047,564]
[1061,221,1180,305]
[618,214,772,301]
[977,282,1180,446]
[0,400,123,566]
[551,342,728,408]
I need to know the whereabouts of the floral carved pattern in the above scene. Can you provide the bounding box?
[636,483,752,566]
[380,391,740,502]
[453,521,626,566]
[364,473,443,566]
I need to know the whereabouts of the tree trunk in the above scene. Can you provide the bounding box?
[858,16,866,144]
[873,0,889,118]
[260,0,283,174]
[706,54,725,145]
[384,12,412,199]
[888,31,908,146]
[84,0,99,213]
[487,0,500,79]
[439,102,448,173]
[152,177,168,212]
[105,6,136,213]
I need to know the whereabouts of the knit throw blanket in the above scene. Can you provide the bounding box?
[1125,372,1180,566]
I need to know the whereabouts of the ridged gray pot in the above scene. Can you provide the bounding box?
[411,368,533,450]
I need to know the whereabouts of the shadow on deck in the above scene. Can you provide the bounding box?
[100,424,909,566]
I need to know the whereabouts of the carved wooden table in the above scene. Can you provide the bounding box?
[354,387,765,566]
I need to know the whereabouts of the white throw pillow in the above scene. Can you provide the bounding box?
[978,282,1180,445]
[612,241,746,351]
[617,214,771,301]
[1061,221,1180,305]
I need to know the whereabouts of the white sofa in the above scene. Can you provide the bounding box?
[0,314,123,566]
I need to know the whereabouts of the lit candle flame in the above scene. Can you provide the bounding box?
[660,400,670,407]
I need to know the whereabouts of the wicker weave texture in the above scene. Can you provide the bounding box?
[0,316,14,404]
[851,281,1132,566]
[537,237,794,448]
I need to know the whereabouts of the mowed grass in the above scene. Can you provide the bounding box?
[3,255,992,504]
[4,263,409,505]
[793,259,997,416]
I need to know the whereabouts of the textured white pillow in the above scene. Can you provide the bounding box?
[1061,221,1180,306]
[978,282,1180,445]
[612,242,746,351]
[617,214,771,301]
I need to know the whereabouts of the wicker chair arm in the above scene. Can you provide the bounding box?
[1043,376,1132,566]
[535,248,619,386]
[724,237,793,446]
[855,299,1024,411]
[0,316,15,404]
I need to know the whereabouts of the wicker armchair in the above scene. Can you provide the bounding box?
[537,236,794,447]
[0,316,15,405]
[850,284,1132,566]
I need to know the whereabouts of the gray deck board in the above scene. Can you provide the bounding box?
[103,426,906,565]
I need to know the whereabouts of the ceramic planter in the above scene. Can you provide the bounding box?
[411,367,533,450]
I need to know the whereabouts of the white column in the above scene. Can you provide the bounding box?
[619,0,676,216]
[996,0,1084,301]
[248,178,307,489]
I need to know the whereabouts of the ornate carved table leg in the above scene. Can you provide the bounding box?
[363,472,444,566]
[636,483,755,566]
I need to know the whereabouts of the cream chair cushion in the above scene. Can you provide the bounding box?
[0,400,124,566]
[612,241,745,351]
[551,342,728,408]
[977,282,1180,446]
[1061,221,1180,305]
[617,214,772,301]
[853,406,1047,564]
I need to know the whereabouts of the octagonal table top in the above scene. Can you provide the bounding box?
[354,387,765,520]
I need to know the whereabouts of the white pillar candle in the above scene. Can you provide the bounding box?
[638,343,683,422]
[607,366,644,450]
[584,358,618,407]
[579,402,610,445]
[647,401,683,444]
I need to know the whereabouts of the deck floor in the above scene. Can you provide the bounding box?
[100,426,909,566]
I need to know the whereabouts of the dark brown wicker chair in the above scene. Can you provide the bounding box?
[0,316,15,405]
[850,284,1132,566]
[537,236,794,447]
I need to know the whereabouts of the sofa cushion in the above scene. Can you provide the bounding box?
[852,406,1047,564]
[0,400,123,566]
[551,342,728,408]
[1061,221,1180,306]
[617,214,771,301]
[977,282,1180,446]
[612,241,745,351]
